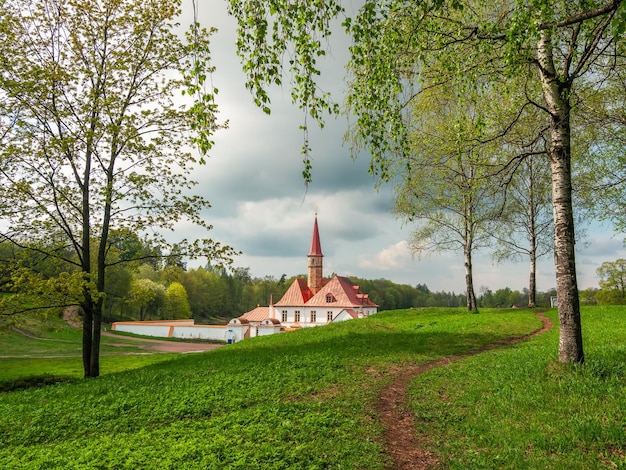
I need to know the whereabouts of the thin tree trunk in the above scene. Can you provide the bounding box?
[528,207,537,308]
[464,244,478,312]
[81,306,93,377]
[528,158,538,308]
[537,31,584,363]
[90,299,102,377]
[529,253,537,308]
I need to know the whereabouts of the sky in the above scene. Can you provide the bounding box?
[174,1,626,294]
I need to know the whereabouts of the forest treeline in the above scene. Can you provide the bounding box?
[92,265,562,323]
[2,238,623,325]
[3,239,624,326]
[0,243,550,325]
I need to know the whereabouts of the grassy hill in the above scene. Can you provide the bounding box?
[0,315,182,387]
[0,307,624,468]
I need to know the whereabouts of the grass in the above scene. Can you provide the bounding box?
[0,306,624,469]
[407,306,626,469]
[0,317,181,386]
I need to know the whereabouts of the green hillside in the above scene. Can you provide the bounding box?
[1,307,625,468]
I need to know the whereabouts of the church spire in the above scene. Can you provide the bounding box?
[307,212,323,294]
[308,214,323,257]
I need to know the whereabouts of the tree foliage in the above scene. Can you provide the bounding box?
[574,63,626,236]
[0,0,236,377]
[492,155,554,308]
[164,282,192,319]
[394,83,505,312]
[129,278,166,321]
[596,259,626,305]
[229,0,626,364]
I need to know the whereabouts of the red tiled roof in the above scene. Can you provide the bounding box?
[240,306,271,322]
[305,275,378,308]
[342,308,359,319]
[275,278,314,306]
[308,216,323,256]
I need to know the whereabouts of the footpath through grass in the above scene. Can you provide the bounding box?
[1,307,624,469]
[408,306,626,469]
[0,308,537,469]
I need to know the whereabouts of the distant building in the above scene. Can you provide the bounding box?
[112,215,377,342]
[229,215,378,339]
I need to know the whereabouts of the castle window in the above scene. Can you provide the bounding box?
[295,310,301,322]
[281,310,287,322]
[310,311,316,323]
[327,311,333,322]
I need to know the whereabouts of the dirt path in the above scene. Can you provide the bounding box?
[377,311,554,470]
[101,331,224,353]
[6,328,223,357]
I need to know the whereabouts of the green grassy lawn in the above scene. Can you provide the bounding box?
[0,320,180,386]
[407,306,626,469]
[0,307,624,469]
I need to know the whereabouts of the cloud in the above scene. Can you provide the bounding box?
[358,240,411,270]
[174,1,626,295]
[578,235,625,259]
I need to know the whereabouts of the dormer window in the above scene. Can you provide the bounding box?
[326,294,333,303]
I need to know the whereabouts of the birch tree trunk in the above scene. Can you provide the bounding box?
[465,245,478,311]
[528,248,537,308]
[528,179,538,308]
[537,31,584,363]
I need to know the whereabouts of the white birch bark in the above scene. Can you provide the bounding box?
[537,31,584,363]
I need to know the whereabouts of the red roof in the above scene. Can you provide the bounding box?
[240,306,271,322]
[274,278,314,306]
[308,216,323,257]
[304,275,378,308]
[274,275,377,308]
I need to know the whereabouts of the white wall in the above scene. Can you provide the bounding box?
[171,326,227,341]
[112,321,228,341]
[113,323,172,338]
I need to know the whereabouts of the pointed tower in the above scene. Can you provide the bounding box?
[307,214,324,294]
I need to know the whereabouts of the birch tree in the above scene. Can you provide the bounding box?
[492,156,554,308]
[229,0,625,364]
[393,84,501,312]
[0,0,235,377]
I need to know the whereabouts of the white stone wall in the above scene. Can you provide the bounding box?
[113,323,172,338]
[112,321,228,341]
[171,326,227,341]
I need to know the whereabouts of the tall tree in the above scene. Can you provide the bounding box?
[492,155,554,308]
[229,0,625,364]
[393,84,501,312]
[596,259,626,305]
[0,0,235,377]
[481,81,555,309]
[164,281,192,319]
